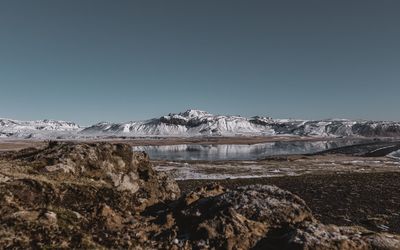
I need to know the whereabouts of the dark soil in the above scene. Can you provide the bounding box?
[308,140,400,157]
[178,172,400,234]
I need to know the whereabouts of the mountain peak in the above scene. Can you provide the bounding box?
[179,109,211,118]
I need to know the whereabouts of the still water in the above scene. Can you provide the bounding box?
[132,139,369,161]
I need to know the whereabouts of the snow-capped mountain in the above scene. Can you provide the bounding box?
[1,109,400,139]
[0,118,80,139]
[81,109,275,136]
[81,109,400,138]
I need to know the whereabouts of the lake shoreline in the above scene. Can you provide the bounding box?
[0,135,386,149]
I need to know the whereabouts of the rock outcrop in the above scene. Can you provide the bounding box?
[0,141,180,248]
[0,142,399,249]
[150,184,400,249]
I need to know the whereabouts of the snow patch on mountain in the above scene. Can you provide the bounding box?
[81,110,400,138]
[0,118,80,139]
[2,109,400,139]
[81,110,275,137]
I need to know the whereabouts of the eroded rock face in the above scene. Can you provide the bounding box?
[0,142,399,249]
[10,142,179,204]
[170,185,314,249]
[0,142,180,248]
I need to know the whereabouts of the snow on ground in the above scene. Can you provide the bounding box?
[388,149,400,160]
[153,156,400,180]
[154,162,286,180]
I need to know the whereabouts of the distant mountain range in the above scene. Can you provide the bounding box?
[2,109,400,139]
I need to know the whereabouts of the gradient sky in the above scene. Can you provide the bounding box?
[0,1,399,125]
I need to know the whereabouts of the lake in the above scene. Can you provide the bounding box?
[132,139,370,161]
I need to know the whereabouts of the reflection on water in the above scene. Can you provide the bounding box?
[132,139,369,161]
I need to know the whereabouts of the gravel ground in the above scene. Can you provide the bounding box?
[178,172,400,234]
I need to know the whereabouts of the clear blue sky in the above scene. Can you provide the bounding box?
[0,0,399,125]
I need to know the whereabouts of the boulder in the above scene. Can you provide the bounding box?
[155,185,314,249]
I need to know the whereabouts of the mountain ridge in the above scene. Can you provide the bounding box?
[2,109,400,139]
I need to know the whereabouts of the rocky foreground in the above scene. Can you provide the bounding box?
[0,142,399,249]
